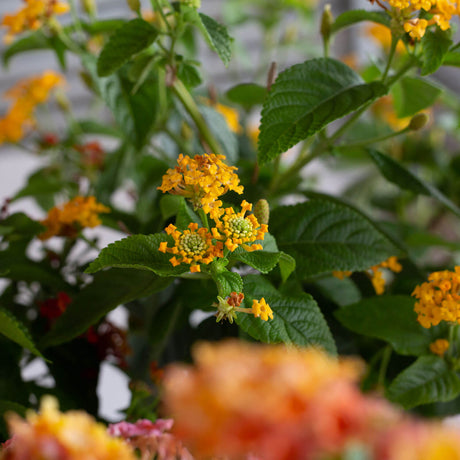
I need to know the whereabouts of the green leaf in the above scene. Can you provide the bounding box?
[420,28,452,76]
[278,251,296,282]
[41,269,171,347]
[80,19,126,34]
[0,213,44,239]
[213,270,243,297]
[315,276,361,308]
[160,195,184,221]
[200,105,238,164]
[443,50,460,67]
[230,249,280,274]
[331,10,391,34]
[368,149,460,218]
[176,199,201,229]
[392,76,441,118]
[258,58,387,164]
[0,307,44,358]
[85,234,189,276]
[77,119,123,137]
[178,61,202,88]
[197,13,233,66]
[387,356,460,409]
[237,275,336,354]
[84,56,157,149]
[335,295,438,356]
[3,31,67,68]
[229,234,280,274]
[226,83,267,109]
[270,198,401,279]
[97,19,158,77]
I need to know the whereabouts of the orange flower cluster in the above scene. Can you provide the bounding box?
[1,396,135,460]
[0,71,64,145]
[163,340,460,460]
[1,0,69,43]
[158,153,243,214]
[39,196,110,240]
[333,256,402,295]
[159,222,224,273]
[163,340,398,460]
[371,0,459,39]
[412,266,460,328]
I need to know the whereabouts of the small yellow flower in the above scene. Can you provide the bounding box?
[158,153,243,214]
[2,396,135,460]
[252,297,274,321]
[430,339,450,356]
[332,257,402,295]
[159,222,223,272]
[212,200,268,252]
[1,0,70,43]
[39,196,110,240]
[412,267,460,328]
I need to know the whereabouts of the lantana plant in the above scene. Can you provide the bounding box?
[3,0,460,458]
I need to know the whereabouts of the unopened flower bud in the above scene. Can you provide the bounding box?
[320,4,333,43]
[181,0,201,8]
[55,90,70,112]
[253,199,269,225]
[409,113,429,131]
[81,0,97,16]
[127,0,141,14]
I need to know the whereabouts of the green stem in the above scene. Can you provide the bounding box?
[337,126,410,150]
[152,0,173,33]
[377,345,392,389]
[381,35,399,83]
[172,79,224,155]
[67,0,85,40]
[198,208,209,229]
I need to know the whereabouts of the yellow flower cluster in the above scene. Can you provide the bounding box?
[212,200,268,251]
[0,71,64,145]
[333,256,402,295]
[159,154,268,273]
[1,396,135,460]
[158,153,243,214]
[159,222,224,273]
[39,196,110,240]
[1,0,70,44]
[412,267,460,328]
[215,292,274,323]
[371,0,459,39]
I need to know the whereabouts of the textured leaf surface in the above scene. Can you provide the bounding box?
[86,234,189,276]
[278,251,296,282]
[236,275,336,354]
[213,270,243,297]
[331,10,390,34]
[421,29,452,75]
[230,234,280,274]
[0,307,44,358]
[197,13,233,66]
[258,58,387,164]
[270,199,400,278]
[41,269,171,347]
[392,76,441,118]
[335,296,438,356]
[369,150,460,218]
[97,19,158,76]
[387,356,460,409]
